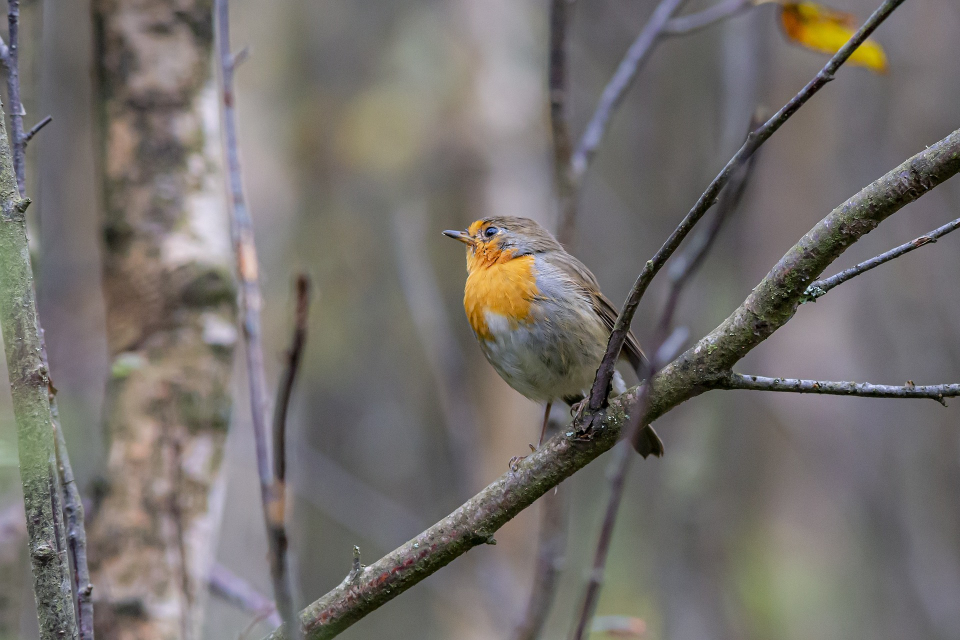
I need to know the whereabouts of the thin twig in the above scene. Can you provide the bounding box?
[587,0,907,413]
[656,130,758,339]
[550,0,577,248]
[210,563,283,629]
[270,274,311,635]
[804,216,960,301]
[511,423,567,640]
[53,419,93,640]
[215,1,297,637]
[4,0,25,196]
[570,0,687,181]
[569,329,687,640]
[23,115,52,146]
[716,373,960,406]
[273,275,310,489]
[662,0,755,35]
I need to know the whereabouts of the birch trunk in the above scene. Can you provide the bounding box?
[88,2,236,638]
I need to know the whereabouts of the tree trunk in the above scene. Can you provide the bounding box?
[88,2,236,639]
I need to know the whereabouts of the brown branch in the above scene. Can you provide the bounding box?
[215,0,297,636]
[662,0,755,35]
[715,373,960,406]
[262,123,960,640]
[269,274,311,637]
[587,0,906,412]
[804,216,960,301]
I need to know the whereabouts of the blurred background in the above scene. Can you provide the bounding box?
[0,0,958,638]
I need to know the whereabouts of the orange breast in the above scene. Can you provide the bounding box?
[464,253,539,340]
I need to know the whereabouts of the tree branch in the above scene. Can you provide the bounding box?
[662,0,755,36]
[804,216,960,301]
[53,419,93,640]
[511,422,567,640]
[0,96,78,638]
[215,0,297,636]
[587,0,907,412]
[570,0,686,180]
[3,0,25,196]
[263,123,960,640]
[210,563,283,629]
[23,115,52,146]
[656,130,758,340]
[549,0,577,247]
[715,373,960,406]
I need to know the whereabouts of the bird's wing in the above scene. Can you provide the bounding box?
[547,251,647,373]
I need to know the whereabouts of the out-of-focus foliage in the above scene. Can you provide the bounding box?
[779,2,888,72]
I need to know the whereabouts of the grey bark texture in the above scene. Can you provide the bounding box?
[89,2,236,639]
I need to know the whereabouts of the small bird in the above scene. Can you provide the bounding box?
[444,216,664,458]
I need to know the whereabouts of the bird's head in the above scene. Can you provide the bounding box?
[443,216,561,270]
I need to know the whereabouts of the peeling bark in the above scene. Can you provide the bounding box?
[89,2,235,639]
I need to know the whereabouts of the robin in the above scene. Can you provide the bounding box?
[444,216,664,458]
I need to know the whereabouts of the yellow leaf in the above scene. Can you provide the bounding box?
[780,2,888,73]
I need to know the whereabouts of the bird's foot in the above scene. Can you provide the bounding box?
[508,444,538,471]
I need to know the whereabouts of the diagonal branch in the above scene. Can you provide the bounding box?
[215,0,298,636]
[570,0,687,181]
[262,124,960,640]
[587,0,907,412]
[715,373,960,406]
[804,216,960,301]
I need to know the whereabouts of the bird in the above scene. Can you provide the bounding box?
[443,216,664,458]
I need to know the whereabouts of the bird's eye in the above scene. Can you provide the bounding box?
[484,226,499,238]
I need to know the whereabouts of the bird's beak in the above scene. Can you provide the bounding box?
[443,229,474,246]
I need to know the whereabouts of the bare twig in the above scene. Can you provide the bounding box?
[215,0,297,636]
[805,216,960,301]
[210,563,283,629]
[570,0,687,181]
[656,134,758,339]
[53,420,93,640]
[4,0,25,196]
[264,127,960,640]
[662,0,755,35]
[569,328,687,640]
[23,115,52,146]
[511,423,567,640]
[587,0,906,412]
[716,373,960,406]
[274,275,310,491]
[269,274,311,636]
[549,0,577,247]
